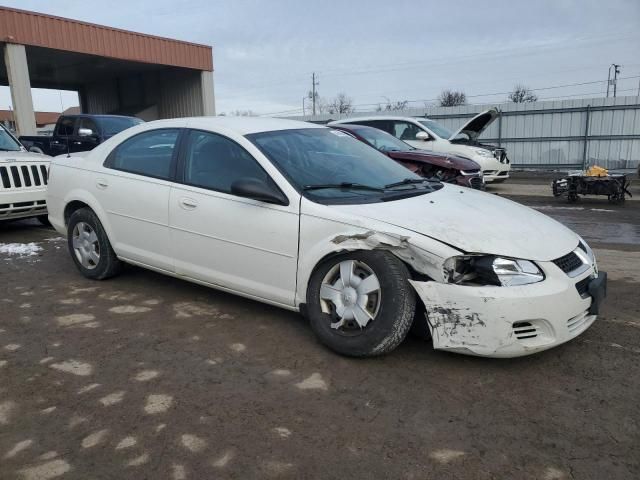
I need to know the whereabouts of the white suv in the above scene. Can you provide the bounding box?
[330,109,510,183]
[0,124,51,224]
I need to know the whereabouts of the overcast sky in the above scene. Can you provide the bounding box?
[2,0,639,115]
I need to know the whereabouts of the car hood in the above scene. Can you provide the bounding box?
[331,185,578,261]
[0,150,50,163]
[387,150,480,171]
[448,108,499,142]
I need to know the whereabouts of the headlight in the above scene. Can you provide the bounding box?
[472,148,493,158]
[443,255,545,286]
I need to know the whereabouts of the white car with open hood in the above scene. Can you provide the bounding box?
[46,117,605,358]
[0,124,51,223]
[330,109,511,183]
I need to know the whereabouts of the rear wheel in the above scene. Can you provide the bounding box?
[67,208,122,280]
[306,251,415,357]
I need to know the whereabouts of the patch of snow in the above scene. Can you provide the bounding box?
[0,242,43,257]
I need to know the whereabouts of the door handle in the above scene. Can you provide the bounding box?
[179,197,198,210]
[96,179,109,189]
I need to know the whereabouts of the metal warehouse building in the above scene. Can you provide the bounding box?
[0,6,215,136]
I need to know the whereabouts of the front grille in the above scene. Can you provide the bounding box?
[469,177,484,190]
[512,321,538,340]
[575,277,590,297]
[553,251,583,274]
[0,164,48,190]
[0,200,47,218]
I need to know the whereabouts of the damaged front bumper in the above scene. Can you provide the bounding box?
[410,266,605,358]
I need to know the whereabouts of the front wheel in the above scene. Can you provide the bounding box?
[306,251,416,357]
[67,208,122,280]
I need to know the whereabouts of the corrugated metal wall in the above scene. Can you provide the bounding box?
[290,96,640,170]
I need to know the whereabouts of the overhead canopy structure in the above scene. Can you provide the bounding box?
[0,6,215,135]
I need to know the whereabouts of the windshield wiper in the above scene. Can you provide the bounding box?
[384,178,436,189]
[303,182,385,193]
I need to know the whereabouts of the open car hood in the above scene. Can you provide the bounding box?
[332,184,579,262]
[448,108,499,142]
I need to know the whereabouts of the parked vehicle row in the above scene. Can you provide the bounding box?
[19,114,143,156]
[330,124,484,190]
[330,109,511,183]
[46,117,605,359]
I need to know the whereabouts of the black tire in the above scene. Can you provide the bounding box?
[306,250,416,357]
[37,215,51,226]
[67,207,122,280]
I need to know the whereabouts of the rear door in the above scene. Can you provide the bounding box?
[97,128,180,271]
[169,129,299,306]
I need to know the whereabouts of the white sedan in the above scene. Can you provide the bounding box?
[46,117,606,358]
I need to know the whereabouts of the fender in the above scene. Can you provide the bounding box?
[61,188,117,248]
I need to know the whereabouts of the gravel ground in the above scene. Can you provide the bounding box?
[0,189,638,480]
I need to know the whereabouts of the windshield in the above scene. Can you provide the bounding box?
[418,119,454,139]
[351,127,413,152]
[96,117,144,136]
[0,125,22,151]
[248,128,441,203]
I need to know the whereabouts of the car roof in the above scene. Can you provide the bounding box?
[331,116,429,124]
[176,116,325,135]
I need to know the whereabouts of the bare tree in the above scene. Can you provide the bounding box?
[438,90,467,107]
[508,84,538,103]
[327,93,354,114]
[376,98,409,111]
[307,90,328,114]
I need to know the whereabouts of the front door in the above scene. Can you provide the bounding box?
[169,129,299,306]
[73,117,100,152]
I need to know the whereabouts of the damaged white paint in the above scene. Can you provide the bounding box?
[331,230,439,277]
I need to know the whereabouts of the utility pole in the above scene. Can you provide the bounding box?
[311,72,319,115]
[606,63,621,97]
[302,96,306,116]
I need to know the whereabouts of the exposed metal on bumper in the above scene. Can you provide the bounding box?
[410,270,604,358]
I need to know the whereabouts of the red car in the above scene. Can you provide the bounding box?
[330,124,484,190]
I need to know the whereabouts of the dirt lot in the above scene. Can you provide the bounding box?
[1,177,639,480]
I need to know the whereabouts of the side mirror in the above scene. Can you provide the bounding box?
[415,131,430,141]
[78,128,94,137]
[230,177,289,206]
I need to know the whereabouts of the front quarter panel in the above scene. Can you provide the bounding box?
[296,197,460,306]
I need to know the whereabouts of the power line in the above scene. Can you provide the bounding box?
[258,75,640,116]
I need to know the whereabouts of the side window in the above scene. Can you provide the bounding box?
[182,130,271,194]
[391,121,421,141]
[78,118,99,135]
[56,117,75,136]
[106,129,179,180]
[360,120,394,135]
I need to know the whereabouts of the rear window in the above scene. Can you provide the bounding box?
[96,117,144,136]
